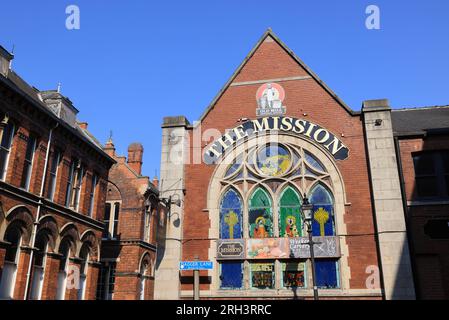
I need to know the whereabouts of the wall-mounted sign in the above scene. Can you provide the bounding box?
[256,83,286,117]
[217,239,245,259]
[216,237,340,260]
[180,261,214,271]
[289,236,340,258]
[204,117,349,164]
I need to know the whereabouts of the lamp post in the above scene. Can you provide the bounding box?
[301,195,319,300]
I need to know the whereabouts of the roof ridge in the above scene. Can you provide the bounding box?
[393,105,449,112]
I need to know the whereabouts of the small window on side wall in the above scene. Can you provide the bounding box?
[413,151,449,199]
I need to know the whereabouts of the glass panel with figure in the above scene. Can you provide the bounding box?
[279,187,302,238]
[249,188,273,238]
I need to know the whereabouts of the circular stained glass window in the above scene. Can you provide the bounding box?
[256,144,292,177]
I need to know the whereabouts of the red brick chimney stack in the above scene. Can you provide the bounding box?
[128,143,143,175]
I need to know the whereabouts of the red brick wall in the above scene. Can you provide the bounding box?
[100,146,159,300]
[0,81,111,300]
[40,255,60,300]
[181,36,380,292]
[398,135,449,299]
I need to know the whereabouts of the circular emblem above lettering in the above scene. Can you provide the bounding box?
[256,83,287,116]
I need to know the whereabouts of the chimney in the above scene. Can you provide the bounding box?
[128,143,144,175]
[152,176,159,188]
[78,122,88,130]
[0,45,13,78]
[104,138,116,157]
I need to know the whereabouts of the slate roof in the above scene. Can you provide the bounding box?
[0,68,115,164]
[392,106,449,137]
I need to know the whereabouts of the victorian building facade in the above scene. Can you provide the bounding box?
[0,46,114,300]
[98,140,162,300]
[155,29,448,300]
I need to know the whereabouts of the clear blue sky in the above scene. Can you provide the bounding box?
[1,1,448,176]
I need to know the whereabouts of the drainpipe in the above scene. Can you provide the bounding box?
[23,123,58,299]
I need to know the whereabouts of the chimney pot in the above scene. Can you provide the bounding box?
[78,122,88,130]
[152,176,159,188]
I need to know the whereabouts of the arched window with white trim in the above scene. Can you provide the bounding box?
[78,243,90,300]
[0,227,22,299]
[29,232,49,300]
[56,238,71,300]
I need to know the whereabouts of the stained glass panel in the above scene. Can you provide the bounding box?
[220,262,243,289]
[279,187,302,238]
[249,188,273,238]
[256,145,291,177]
[282,261,306,288]
[250,262,275,289]
[315,260,339,288]
[220,189,243,239]
[305,151,326,172]
[310,185,335,237]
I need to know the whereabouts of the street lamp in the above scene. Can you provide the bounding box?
[301,195,319,300]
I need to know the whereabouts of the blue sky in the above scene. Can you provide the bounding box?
[1,1,448,176]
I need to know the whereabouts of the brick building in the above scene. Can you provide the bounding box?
[0,46,115,300]
[155,29,448,300]
[392,107,449,299]
[98,139,162,300]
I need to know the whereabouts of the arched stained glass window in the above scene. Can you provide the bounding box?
[310,184,335,237]
[219,188,243,239]
[249,188,273,238]
[309,184,339,289]
[279,187,302,237]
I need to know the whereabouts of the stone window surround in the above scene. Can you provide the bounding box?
[204,133,354,298]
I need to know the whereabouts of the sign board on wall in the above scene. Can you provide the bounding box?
[217,239,245,259]
[217,237,340,260]
[180,261,214,270]
[204,117,349,165]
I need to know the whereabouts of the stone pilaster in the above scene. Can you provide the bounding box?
[362,99,415,300]
[154,116,189,300]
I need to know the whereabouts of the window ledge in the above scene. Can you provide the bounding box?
[408,200,449,206]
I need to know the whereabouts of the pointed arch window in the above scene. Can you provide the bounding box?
[249,188,273,238]
[309,183,339,289]
[310,184,335,237]
[217,142,341,291]
[279,187,302,237]
[219,188,244,289]
[219,188,243,239]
